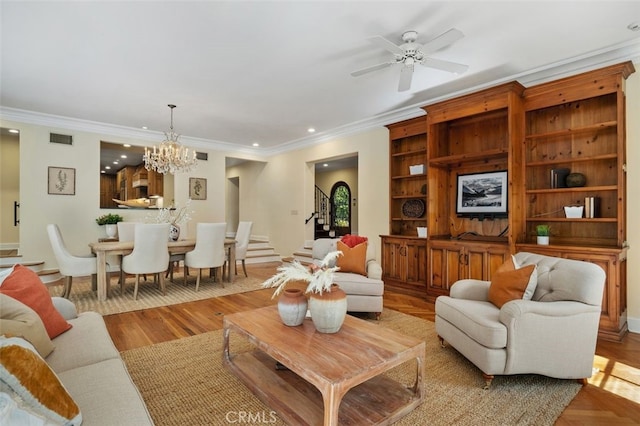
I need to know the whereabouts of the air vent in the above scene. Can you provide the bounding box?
[50,133,73,145]
[196,152,208,160]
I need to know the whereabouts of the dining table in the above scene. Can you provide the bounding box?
[89,238,236,302]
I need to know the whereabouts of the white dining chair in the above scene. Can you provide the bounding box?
[121,223,170,300]
[230,221,252,277]
[47,224,116,298]
[184,223,226,291]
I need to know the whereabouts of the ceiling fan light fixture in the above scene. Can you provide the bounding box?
[143,104,198,175]
[351,27,468,92]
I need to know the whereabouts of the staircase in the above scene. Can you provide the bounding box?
[289,240,314,265]
[0,257,63,285]
[244,238,281,264]
[314,186,333,239]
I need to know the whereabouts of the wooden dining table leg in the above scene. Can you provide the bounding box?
[96,251,108,301]
[228,246,236,283]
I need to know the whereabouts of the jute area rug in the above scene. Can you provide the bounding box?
[49,271,264,315]
[121,309,581,425]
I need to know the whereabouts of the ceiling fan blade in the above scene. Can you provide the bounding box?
[420,28,465,55]
[368,35,404,55]
[421,57,469,74]
[398,64,414,92]
[351,61,393,77]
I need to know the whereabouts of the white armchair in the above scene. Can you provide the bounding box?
[311,238,384,319]
[435,252,605,388]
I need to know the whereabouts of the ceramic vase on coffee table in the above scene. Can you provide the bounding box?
[277,288,308,326]
[308,284,347,333]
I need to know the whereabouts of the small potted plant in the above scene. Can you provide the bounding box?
[536,224,550,245]
[96,213,124,238]
[262,251,347,333]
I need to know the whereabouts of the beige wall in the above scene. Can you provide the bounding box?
[315,167,359,234]
[0,120,231,266]
[0,132,20,247]
[1,61,638,332]
[625,66,639,332]
[260,127,389,258]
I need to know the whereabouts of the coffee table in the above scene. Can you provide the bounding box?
[223,305,425,425]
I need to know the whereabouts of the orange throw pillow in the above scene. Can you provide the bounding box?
[336,240,367,276]
[340,234,368,248]
[0,265,71,339]
[488,260,538,308]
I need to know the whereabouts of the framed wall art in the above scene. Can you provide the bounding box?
[48,166,76,195]
[189,177,207,200]
[456,170,507,218]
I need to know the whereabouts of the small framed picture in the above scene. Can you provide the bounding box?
[48,167,76,195]
[189,177,207,200]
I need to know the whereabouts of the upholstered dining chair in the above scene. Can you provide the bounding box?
[121,223,170,300]
[229,221,252,277]
[184,222,226,291]
[47,224,117,298]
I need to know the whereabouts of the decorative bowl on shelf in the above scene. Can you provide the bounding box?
[402,199,425,218]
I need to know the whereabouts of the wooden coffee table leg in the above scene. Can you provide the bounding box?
[321,385,344,426]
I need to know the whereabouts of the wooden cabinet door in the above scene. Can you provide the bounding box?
[467,244,510,281]
[427,241,463,299]
[405,239,427,285]
[381,236,427,298]
[428,240,510,300]
[381,238,403,282]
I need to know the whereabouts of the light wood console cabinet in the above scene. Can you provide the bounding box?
[382,62,634,341]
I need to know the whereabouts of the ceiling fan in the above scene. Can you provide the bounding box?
[351,28,469,92]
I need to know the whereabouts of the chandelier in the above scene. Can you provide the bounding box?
[143,104,198,174]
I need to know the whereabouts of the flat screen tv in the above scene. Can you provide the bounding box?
[456,170,508,219]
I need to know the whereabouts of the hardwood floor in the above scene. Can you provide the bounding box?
[104,262,640,424]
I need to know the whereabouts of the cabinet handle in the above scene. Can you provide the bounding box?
[459,253,464,264]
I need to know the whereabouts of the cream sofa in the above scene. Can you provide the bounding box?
[48,297,154,424]
[435,252,605,388]
[312,238,384,318]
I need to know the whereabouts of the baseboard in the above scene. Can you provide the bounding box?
[627,315,640,334]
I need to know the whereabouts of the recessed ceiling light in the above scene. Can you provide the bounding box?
[8,129,19,134]
[123,143,131,147]
[121,154,127,158]
[113,161,119,164]
[323,163,328,167]
[142,126,148,130]
[101,170,106,174]
[628,22,640,31]
[308,128,316,133]
[105,166,111,170]
[252,143,260,147]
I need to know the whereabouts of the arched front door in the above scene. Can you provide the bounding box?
[330,181,351,236]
